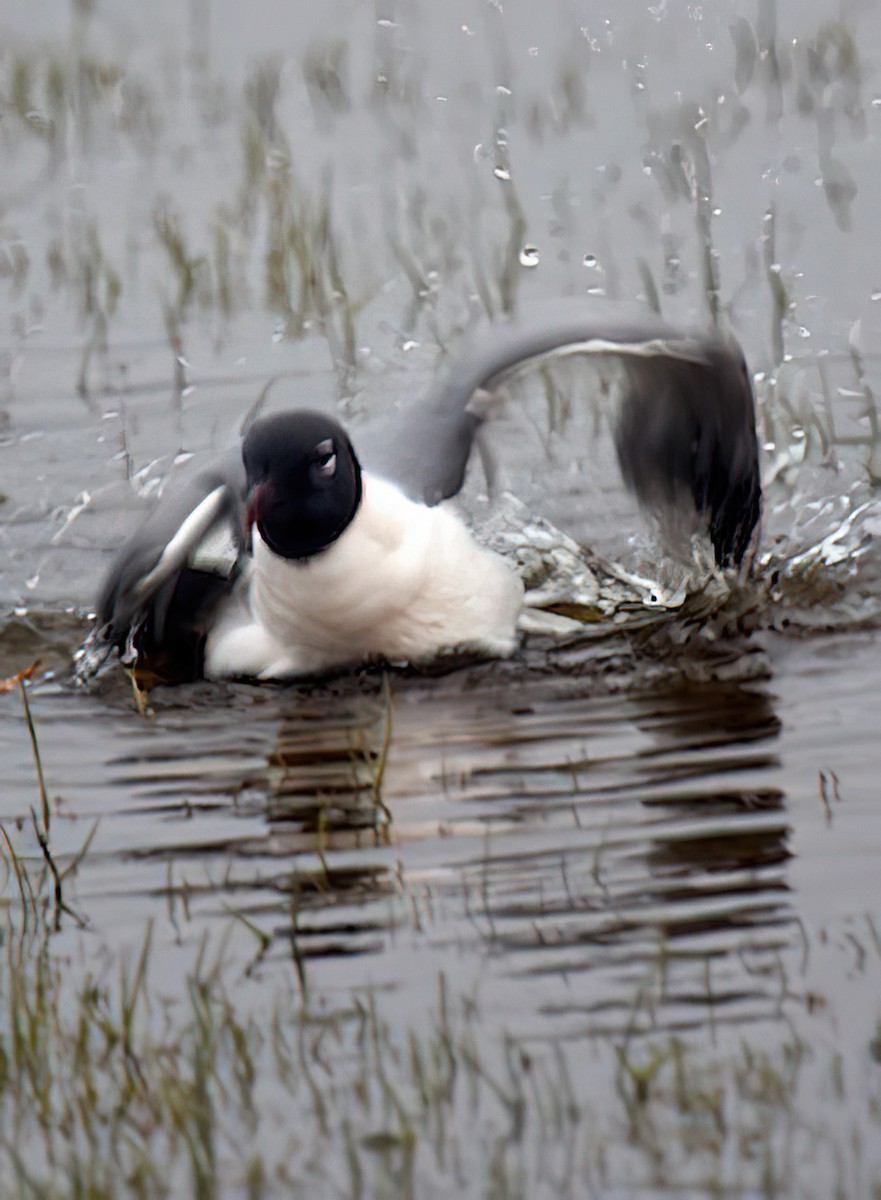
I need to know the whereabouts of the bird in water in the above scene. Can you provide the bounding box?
[89,301,761,683]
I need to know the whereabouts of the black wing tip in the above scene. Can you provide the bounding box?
[90,456,247,676]
[87,567,236,683]
[706,467,762,569]
[613,334,761,569]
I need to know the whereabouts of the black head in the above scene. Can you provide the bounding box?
[241,410,362,560]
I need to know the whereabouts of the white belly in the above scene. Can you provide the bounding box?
[204,475,523,680]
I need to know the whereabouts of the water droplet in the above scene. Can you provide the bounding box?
[519,245,540,267]
[528,46,539,57]
[496,85,512,97]
[871,290,881,302]
[872,96,881,109]
[461,24,474,35]
[797,326,811,339]
[582,254,598,268]
[402,339,419,351]
[493,165,511,181]
[712,207,722,216]
[377,18,397,28]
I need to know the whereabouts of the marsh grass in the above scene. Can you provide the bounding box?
[1,664,97,932]
[0,884,879,1199]
[1,669,880,1197]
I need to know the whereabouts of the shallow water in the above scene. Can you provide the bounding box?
[2,1,881,1195]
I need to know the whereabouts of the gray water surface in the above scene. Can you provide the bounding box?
[1,1,881,1195]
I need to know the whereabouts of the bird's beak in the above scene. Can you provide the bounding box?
[244,481,272,551]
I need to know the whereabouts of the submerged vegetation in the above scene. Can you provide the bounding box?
[1,4,871,398]
[1,852,880,1199]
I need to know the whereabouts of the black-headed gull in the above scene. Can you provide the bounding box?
[92,302,761,680]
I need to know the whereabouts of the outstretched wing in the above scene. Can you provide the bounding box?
[95,448,246,673]
[363,301,761,567]
[610,334,760,567]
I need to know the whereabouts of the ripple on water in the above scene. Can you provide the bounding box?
[0,616,800,1039]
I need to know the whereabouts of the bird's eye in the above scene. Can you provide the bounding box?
[314,439,337,478]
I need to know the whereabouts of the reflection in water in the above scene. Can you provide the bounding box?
[26,648,789,1035]
[251,687,401,964]
[423,676,790,1033]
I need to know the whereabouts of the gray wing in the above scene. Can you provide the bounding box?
[363,300,761,567]
[96,447,246,654]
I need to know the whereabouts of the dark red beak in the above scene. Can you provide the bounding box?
[245,481,274,546]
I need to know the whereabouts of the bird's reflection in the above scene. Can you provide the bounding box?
[108,638,793,1032]
[218,650,792,1029]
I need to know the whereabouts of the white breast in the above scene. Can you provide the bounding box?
[204,474,523,680]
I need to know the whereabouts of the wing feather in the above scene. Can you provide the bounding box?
[96,448,246,657]
[363,301,760,566]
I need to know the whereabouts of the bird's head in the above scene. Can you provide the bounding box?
[241,410,362,560]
